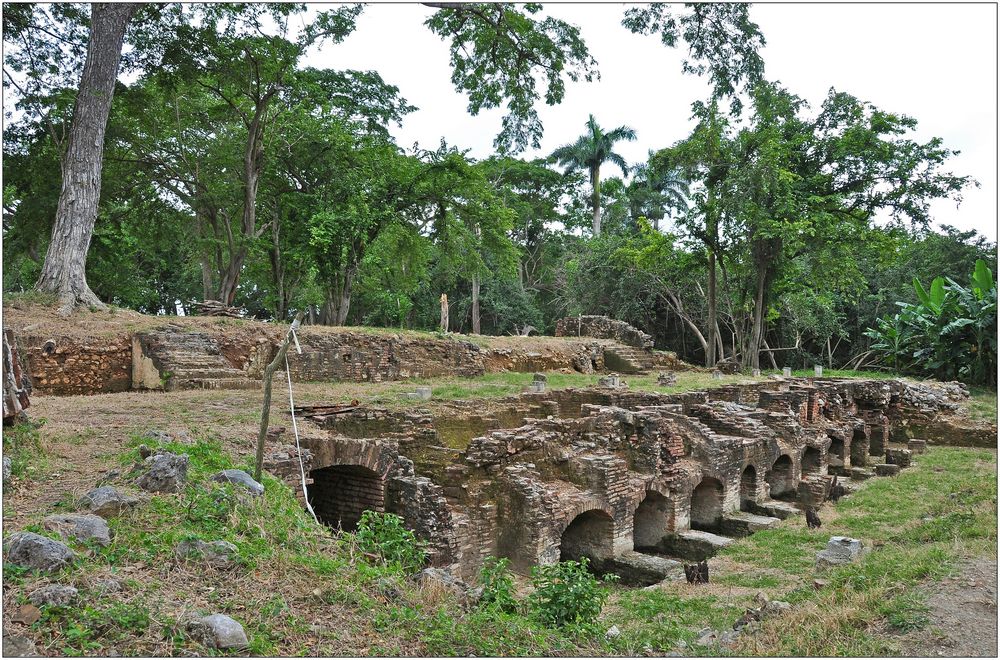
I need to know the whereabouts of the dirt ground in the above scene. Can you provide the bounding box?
[898,555,998,657]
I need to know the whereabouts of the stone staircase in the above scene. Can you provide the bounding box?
[133,329,259,392]
[602,344,654,374]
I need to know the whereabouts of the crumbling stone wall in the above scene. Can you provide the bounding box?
[18,335,132,395]
[555,316,654,350]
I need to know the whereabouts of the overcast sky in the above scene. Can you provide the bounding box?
[301,2,998,240]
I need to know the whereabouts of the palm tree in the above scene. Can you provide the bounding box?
[550,114,636,235]
[630,153,689,231]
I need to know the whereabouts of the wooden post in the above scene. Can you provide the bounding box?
[439,293,449,334]
[254,311,305,481]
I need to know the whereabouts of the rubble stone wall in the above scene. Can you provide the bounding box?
[18,335,132,395]
[556,315,655,350]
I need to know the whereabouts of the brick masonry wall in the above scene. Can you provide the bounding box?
[308,465,386,531]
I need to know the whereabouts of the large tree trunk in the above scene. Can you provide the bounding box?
[590,164,602,235]
[320,264,358,326]
[706,250,718,367]
[471,273,481,334]
[35,3,136,315]
[749,264,769,372]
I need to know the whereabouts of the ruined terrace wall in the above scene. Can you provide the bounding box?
[556,315,654,350]
[17,334,132,395]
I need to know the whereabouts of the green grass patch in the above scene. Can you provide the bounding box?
[2,419,47,479]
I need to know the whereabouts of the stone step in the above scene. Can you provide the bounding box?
[168,368,248,380]
[746,499,801,520]
[719,511,781,537]
[173,378,261,391]
[654,529,734,561]
[596,551,684,586]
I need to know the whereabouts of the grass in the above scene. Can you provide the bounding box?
[966,386,998,424]
[2,418,48,479]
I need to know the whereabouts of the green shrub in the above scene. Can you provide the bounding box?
[478,556,518,613]
[354,511,427,573]
[527,558,615,629]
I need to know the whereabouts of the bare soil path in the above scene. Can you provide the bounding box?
[898,555,998,657]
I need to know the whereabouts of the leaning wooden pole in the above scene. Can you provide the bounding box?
[254,311,305,481]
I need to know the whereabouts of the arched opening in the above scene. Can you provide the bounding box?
[560,509,614,565]
[802,446,822,474]
[690,477,724,532]
[767,455,795,499]
[828,435,845,466]
[850,429,869,467]
[740,465,758,511]
[308,464,384,532]
[633,491,671,550]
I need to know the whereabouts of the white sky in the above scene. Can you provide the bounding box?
[301,1,998,240]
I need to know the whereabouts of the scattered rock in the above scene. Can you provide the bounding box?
[874,463,901,477]
[373,576,403,601]
[907,438,928,454]
[43,513,111,547]
[3,456,11,481]
[2,633,38,656]
[761,600,791,618]
[816,536,866,570]
[10,604,41,626]
[175,539,240,569]
[813,579,828,590]
[5,532,74,572]
[605,625,621,639]
[210,469,264,497]
[186,614,249,650]
[719,629,741,645]
[412,568,478,606]
[79,486,139,519]
[531,372,547,383]
[694,628,719,646]
[134,452,188,493]
[28,584,78,607]
[90,578,122,594]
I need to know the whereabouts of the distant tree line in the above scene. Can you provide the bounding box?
[3,3,994,379]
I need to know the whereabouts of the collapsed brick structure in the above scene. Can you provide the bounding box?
[270,377,970,584]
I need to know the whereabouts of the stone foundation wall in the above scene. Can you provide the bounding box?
[556,315,654,350]
[18,335,132,395]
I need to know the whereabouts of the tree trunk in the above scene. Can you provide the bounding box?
[707,249,717,367]
[35,3,136,315]
[590,164,602,235]
[471,273,481,335]
[749,267,768,372]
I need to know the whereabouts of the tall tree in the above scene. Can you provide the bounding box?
[550,114,636,235]
[34,3,137,314]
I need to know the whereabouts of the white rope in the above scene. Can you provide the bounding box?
[285,326,318,525]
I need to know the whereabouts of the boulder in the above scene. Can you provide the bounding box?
[186,614,249,650]
[135,452,188,493]
[885,448,913,468]
[2,633,38,657]
[175,539,240,569]
[816,536,866,570]
[28,584,78,607]
[3,456,11,481]
[79,486,139,519]
[5,532,74,572]
[761,599,791,618]
[43,514,111,547]
[907,438,928,454]
[210,470,264,497]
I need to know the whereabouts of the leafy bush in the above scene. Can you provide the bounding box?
[866,259,997,385]
[478,556,518,613]
[527,558,615,629]
[354,511,427,573]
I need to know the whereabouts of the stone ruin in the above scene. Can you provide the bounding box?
[266,377,972,586]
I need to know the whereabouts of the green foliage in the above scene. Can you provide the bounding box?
[478,556,518,614]
[866,259,997,384]
[354,511,428,573]
[527,558,615,630]
[2,419,46,479]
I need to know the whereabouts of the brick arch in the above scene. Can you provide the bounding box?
[560,507,615,563]
[305,438,399,532]
[305,437,401,478]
